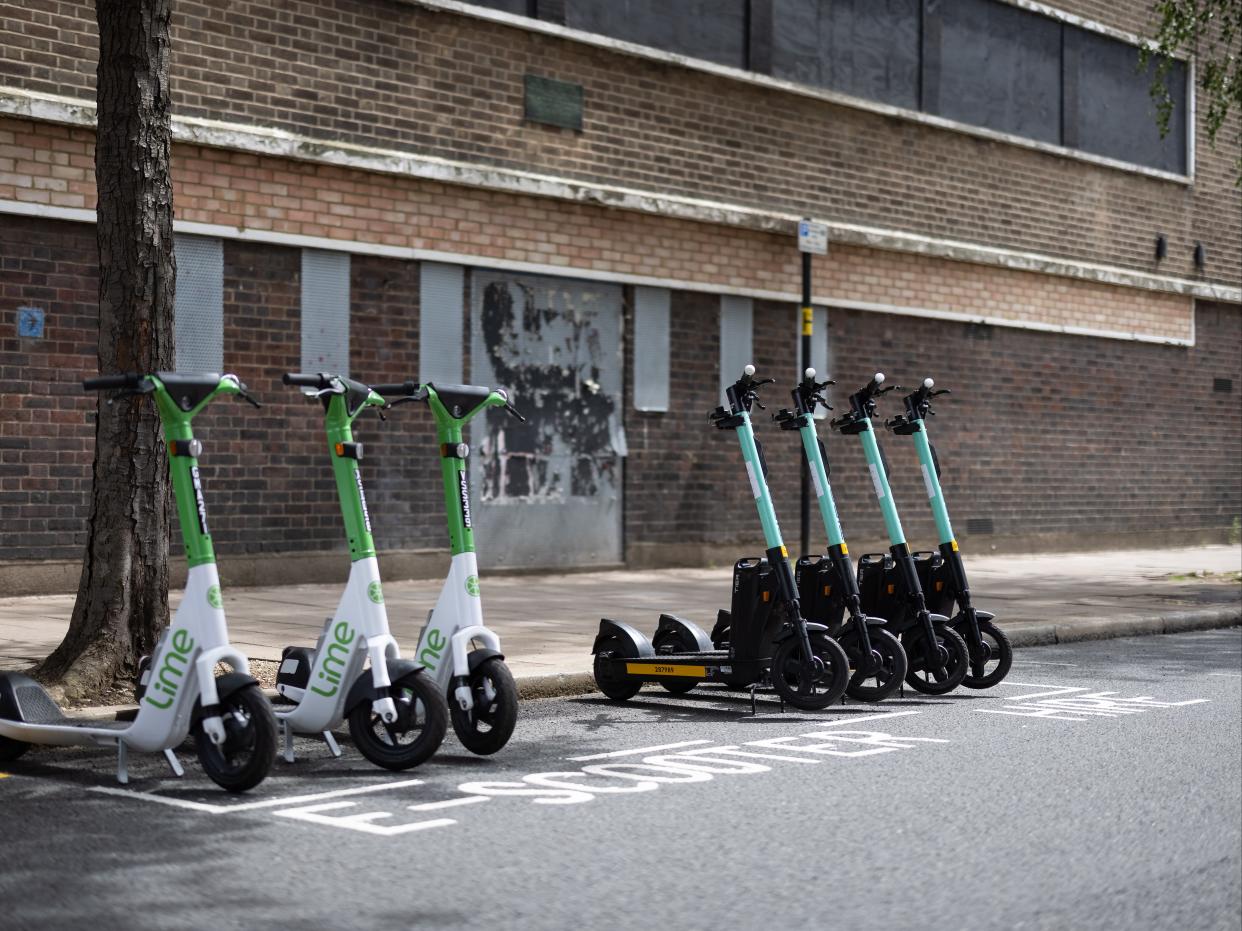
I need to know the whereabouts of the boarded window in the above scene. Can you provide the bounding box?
[1065,27,1187,173]
[465,0,529,14]
[633,286,670,412]
[719,295,754,402]
[772,0,920,109]
[565,0,747,68]
[420,263,465,385]
[300,250,350,376]
[927,0,1062,144]
[173,234,223,374]
[797,306,830,418]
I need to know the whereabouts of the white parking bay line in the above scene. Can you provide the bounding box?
[90,778,428,814]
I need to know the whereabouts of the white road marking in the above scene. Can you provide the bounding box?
[1011,661,1078,667]
[273,801,456,836]
[89,778,427,814]
[1208,672,1242,678]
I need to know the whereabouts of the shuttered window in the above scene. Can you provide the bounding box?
[173,235,223,374]
[633,286,670,412]
[419,263,466,385]
[300,250,351,376]
[719,295,754,402]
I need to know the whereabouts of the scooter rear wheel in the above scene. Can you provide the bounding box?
[451,657,518,756]
[841,628,908,703]
[770,630,850,710]
[902,627,969,695]
[652,628,700,694]
[960,620,1013,690]
[0,733,30,762]
[593,637,642,701]
[195,683,277,793]
[348,671,448,771]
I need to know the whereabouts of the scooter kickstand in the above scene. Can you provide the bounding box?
[163,748,185,778]
[116,739,128,785]
[322,731,342,758]
[280,719,296,764]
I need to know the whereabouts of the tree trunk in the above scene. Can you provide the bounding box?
[37,0,176,700]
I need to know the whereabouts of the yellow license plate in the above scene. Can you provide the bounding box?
[625,662,707,678]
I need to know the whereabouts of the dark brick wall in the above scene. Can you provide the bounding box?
[3,215,1238,569]
[0,217,448,564]
[1,0,1237,286]
[623,288,1242,554]
[0,216,95,561]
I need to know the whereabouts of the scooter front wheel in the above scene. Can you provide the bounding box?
[0,733,30,762]
[902,627,969,695]
[195,683,278,793]
[451,657,518,755]
[960,620,1013,690]
[770,630,850,710]
[841,628,908,703]
[593,638,642,701]
[652,627,700,694]
[348,671,448,771]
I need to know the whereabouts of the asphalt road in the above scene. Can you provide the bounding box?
[1,629,1239,931]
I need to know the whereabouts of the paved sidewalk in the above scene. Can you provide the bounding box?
[1,545,1238,684]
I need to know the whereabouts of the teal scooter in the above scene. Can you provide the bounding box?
[774,369,908,701]
[592,365,851,711]
[831,374,969,694]
[884,378,1013,688]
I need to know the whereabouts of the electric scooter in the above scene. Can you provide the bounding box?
[0,372,277,791]
[773,369,908,702]
[368,378,523,755]
[884,378,1013,688]
[592,365,851,711]
[272,372,448,770]
[831,373,969,694]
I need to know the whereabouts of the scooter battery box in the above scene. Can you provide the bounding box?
[913,551,955,616]
[795,555,847,627]
[728,557,780,660]
[857,553,907,622]
[276,645,315,700]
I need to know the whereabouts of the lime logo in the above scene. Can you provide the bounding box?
[206,585,222,609]
[311,621,356,697]
[144,629,196,709]
[367,581,384,604]
[465,575,480,597]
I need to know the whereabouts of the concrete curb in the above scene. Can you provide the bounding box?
[54,604,1242,719]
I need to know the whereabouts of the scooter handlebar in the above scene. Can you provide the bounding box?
[370,380,421,399]
[282,372,333,389]
[83,373,143,391]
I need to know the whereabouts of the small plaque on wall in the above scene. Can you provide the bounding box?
[524,74,584,131]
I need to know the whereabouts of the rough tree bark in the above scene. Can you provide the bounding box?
[37,0,176,700]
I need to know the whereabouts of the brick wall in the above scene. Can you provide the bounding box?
[0,117,1199,343]
[622,290,1242,556]
[1,213,1239,572]
[1,0,1237,286]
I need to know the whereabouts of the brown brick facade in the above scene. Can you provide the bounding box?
[1,0,1238,286]
[0,117,1199,343]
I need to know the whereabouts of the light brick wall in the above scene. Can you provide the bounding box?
[0,117,1196,342]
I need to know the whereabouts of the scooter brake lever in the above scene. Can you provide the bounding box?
[503,401,527,423]
[239,392,262,409]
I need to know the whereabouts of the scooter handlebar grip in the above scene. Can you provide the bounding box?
[83,373,140,391]
[283,372,328,388]
[370,381,420,398]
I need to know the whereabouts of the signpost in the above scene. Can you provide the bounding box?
[796,219,828,559]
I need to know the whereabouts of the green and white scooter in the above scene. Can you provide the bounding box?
[273,373,448,770]
[884,378,1013,688]
[774,369,909,701]
[831,373,969,694]
[370,379,522,755]
[1,373,276,791]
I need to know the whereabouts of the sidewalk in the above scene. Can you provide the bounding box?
[2,545,1238,691]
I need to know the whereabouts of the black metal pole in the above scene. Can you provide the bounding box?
[800,249,812,559]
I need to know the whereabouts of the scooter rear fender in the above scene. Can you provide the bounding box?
[592,618,655,658]
[655,614,714,653]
